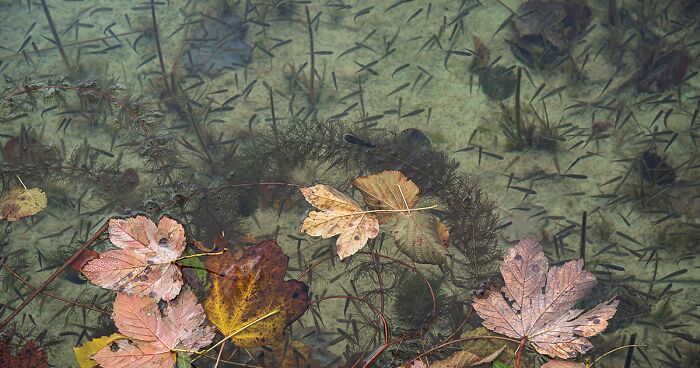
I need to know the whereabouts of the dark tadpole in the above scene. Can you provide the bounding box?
[638,149,675,186]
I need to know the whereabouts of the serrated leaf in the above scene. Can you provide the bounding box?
[82,215,186,301]
[73,334,128,368]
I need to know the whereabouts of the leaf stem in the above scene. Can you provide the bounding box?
[354,204,438,215]
[191,308,280,362]
[515,337,527,368]
[174,249,227,263]
[590,344,648,367]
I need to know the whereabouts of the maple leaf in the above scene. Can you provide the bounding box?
[82,215,186,301]
[300,184,379,259]
[0,187,47,221]
[203,239,310,347]
[91,289,214,368]
[0,339,48,368]
[353,170,449,264]
[472,237,618,360]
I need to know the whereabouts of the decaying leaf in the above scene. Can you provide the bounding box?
[0,339,48,368]
[0,187,47,221]
[82,215,186,301]
[204,239,310,347]
[300,184,379,259]
[73,334,128,368]
[429,345,506,367]
[472,237,618,360]
[353,170,449,264]
[92,289,214,368]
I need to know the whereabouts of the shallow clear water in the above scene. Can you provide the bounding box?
[0,0,698,367]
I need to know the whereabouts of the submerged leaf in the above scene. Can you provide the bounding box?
[430,345,506,367]
[0,187,47,221]
[472,237,618,360]
[353,171,449,264]
[92,289,214,368]
[73,334,128,368]
[0,339,49,368]
[203,240,310,347]
[300,184,379,259]
[82,215,186,301]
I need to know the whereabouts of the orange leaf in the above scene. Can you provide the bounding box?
[91,289,214,368]
[203,240,309,347]
[472,237,618,360]
[82,215,186,301]
[299,184,379,259]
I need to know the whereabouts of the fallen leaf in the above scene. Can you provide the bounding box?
[204,239,309,347]
[0,339,48,368]
[541,361,586,368]
[472,237,618,360]
[0,187,47,221]
[300,184,379,259]
[73,334,128,368]
[353,171,448,264]
[82,215,186,301]
[92,289,214,368]
[430,345,506,367]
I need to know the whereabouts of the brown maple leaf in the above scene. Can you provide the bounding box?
[82,215,186,301]
[299,184,379,259]
[353,170,449,264]
[472,237,618,360]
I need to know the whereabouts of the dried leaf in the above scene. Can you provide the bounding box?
[300,184,379,259]
[0,187,47,221]
[473,237,618,359]
[430,345,507,367]
[352,170,419,223]
[390,211,449,264]
[353,171,448,264]
[73,334,128,368]
[92,289,214,368]
[0,339,48,368]
[203,240,310,347]
[541,361,586,368]
[82,215,186,301]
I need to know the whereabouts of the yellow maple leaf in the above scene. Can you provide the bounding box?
[203,240,309,347]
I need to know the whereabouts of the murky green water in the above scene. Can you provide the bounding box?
[1,0,698,367]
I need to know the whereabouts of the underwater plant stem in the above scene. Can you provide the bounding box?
[0,222,109,331]
[305,6,316,104]
[591,344,648,367]
[0,260,109,315]
[39,0,71,73]
[312,295,389,345]
[515,337,527,368]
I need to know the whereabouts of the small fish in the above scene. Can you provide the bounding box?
[344,134,375,148]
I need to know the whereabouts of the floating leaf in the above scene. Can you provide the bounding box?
[300,184,379,259]
[353,170,449,264]
[473,237,618,360]
[0,339,48,368]
[82,215,186,301]
[92,289,214,368]
[73,334,128,368]
[204,240,310,347]
[430,345,506,367]
[0,187,47,221]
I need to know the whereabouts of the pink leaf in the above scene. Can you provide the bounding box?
[82,215,185,301]
[93,289,214,368]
